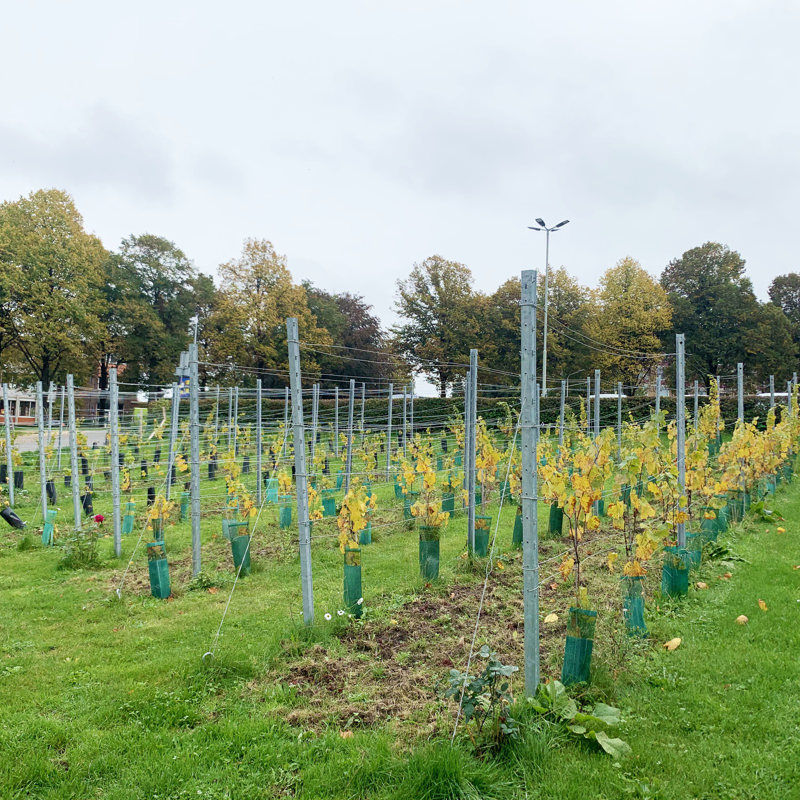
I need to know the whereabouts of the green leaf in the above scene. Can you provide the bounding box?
[567,724,587,734]
[594,730,632,758]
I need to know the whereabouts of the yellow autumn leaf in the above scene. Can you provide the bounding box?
[663,637,681,651]
[623,560,647,577]
[758,599,768,612]
[736,615,748,624]
[544,613,558,624]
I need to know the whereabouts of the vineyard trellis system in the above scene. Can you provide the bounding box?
[1,269,799,720]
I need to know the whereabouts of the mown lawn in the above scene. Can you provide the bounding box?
[1,459,799,799]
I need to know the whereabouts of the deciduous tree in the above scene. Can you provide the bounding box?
[661,243,762,381]
[585,258,672,388]
[392,256,481,397]
[206,238,329,385]
[0,189,107,387]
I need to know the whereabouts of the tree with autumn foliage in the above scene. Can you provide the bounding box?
[206,238,330,385]
[393,255,481,397]
[584,257,672,389]
[0,189,108,387]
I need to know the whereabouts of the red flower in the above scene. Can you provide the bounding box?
[94,514,105,524]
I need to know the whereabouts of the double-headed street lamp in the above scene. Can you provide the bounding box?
[528,217,570,397]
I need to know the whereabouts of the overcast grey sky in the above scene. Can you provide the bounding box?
[3,0,799,333]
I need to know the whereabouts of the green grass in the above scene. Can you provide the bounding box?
[1,452,800,798]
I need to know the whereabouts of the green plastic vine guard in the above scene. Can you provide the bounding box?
[343,546,362,618]
[335,471,344,490]
[548,503,564,536]
[403,491,419,520]
[42,508,57,546]
[394,476,404,499]
[512,507,522,548]
[358,521,372,545]
[561,607,597,685]
[231,533,251,576]
[442,492,454,514]
[122,501,135,535]
[621,483,631,507]
[265,478,279,503]
[224,519,248,543]
[714,501,729,534]
[685,533,702,568]
[418,526,440,580]
[454,452,462,467]
[474,515,491,557]
[146,542,171,599]
[700,509,718,543]
[594,498,606,517]
[279,496,292,530]
[661,545,690,597]
[621,576,647,636]
[322,489,336,518]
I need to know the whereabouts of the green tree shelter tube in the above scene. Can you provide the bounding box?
[122,501,135,535]
[344,546,362,618]
[621,576,647,636]
[512,506,522,548]
[147,542,170,599]
[231,532,251,577]
[358,521,372,545]
[548,503,563,536]
[661,546,690,597]
[42,509,57,546]
[418,526,440,580]
[279,496,292,530]
[474,514,491,556]
[561,607,597,685]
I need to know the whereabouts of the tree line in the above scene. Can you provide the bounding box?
[1,189,797,396]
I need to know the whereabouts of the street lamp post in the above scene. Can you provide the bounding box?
[528,218,569,397]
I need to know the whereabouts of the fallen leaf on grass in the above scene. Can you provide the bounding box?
[758,599,768,611]
[544,613,558,624]
[736,615,748,625]
[549,583,558,591]
[792,565,800,571]
[207,587,218,595]
[718,572,732,580]
[777,527,786,533]
[696,582,709,590]
[663,638,682,651]
[339,730,353,739]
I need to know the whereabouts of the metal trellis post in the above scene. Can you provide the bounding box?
[287,318,314,625]
[67,375,81,530]
[110,369,121,556]
[345,379,355,494]
[520,270,540,694]
[2,384,14,507]
[676,335,686,549]
[190,343,201,576]
[36,382,47,526]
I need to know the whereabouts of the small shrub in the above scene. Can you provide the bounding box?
[58,524,102,569]
[443,645,519,752]
[16,534,36,552]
